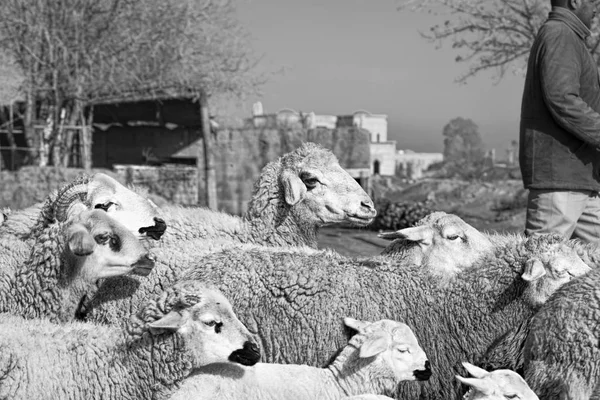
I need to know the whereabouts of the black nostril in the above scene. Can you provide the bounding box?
[154,217,166,232]
[138,217,167,240]
[425,360,431,371]
[361,199,374,210]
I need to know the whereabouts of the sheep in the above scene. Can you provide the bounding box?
[0,204,155,323]
[148,233,587,400]
[81,211,477,324]
[168,317,430,400]
[377,211,495,277]
[476,235,600,375]
[343,363,541,400]
[0,172,166,243]
[0,280,260,400]
[81,212,496,325]
[160,142,377,249]
[521,265,600,400]
[456,362,539,400]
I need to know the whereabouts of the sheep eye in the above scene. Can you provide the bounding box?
[300,173,319,188]
[504,395,519,399]
[396,347,409,354]
[94,233,110,244]
[109,236,121,251]
[446,234,461,241]
[95,202,116,212]
[204,320,223,333]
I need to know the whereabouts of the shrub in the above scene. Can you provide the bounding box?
[370,199,433,231]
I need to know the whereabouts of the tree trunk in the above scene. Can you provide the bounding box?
[6,103,17,170]
[81,104,93,170]
[199,89,217,210]
[23,86,38,165]
[61,100,80,167]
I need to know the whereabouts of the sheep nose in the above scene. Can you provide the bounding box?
[138,217,167,240]
[228,340,261,366]
[361,198,375,211]
[413,360,432,381]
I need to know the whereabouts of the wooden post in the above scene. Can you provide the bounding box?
[199,90,217,210]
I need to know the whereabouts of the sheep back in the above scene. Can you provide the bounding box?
[524,267,600,399]
[180,243,536,400]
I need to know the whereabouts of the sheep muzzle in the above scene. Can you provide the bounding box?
[413,360,432,381]
[138,217,167,240]
[228,341,260,366]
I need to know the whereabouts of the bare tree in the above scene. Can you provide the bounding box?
[0,0,264,167]
[397,0,600,83]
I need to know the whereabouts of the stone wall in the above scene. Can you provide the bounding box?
[180,126,371,214]
[113,164,198,206]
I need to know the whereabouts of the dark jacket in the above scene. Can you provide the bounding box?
[519,7,600,190]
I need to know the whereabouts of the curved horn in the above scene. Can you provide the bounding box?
[53,176,92,222]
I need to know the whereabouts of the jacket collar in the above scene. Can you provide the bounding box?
[548,6,591,39]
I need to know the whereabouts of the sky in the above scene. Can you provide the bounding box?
[233,0,527,156]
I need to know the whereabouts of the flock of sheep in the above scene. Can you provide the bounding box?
[0,141,597,399]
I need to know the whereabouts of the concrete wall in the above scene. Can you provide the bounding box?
[370,141,397,176]
[396,151,443,180]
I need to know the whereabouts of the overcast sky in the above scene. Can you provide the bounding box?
[235,0,526,155]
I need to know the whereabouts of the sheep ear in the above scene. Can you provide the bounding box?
[378,226,429,242]
[147,311,185,334]
[455,375,492,395]
[344,317,370,334]
[359,333,390,358]
[67,224,96,256]
[462,362,488,378]
[521,259,546,282]
[280,170,307,206]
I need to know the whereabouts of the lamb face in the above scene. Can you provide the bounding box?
[457,362,539,400]
[344,317,431,384]
[379,211,494,275]
[55,173,166,241]
[279,144,376,227]
[520,236,592,307]
[143,281,261,368]
[65,208,156,280]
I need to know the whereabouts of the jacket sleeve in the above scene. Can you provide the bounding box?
[539,30,600,148]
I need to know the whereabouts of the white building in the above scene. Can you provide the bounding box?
[396,150,443,180]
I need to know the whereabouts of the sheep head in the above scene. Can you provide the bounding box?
[128,280,260,368]
[278,142,376,227]
[52,173,166,241]
[379,212,494,276]
[65,208,156,280]
[520,234,591,307]
[456,362,539,400]
[343,317,431,384]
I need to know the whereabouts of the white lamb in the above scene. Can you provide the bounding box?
[456,362,539,400]
[0,280,260,400]
[378,211,494,277]
[168,317,430,400]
